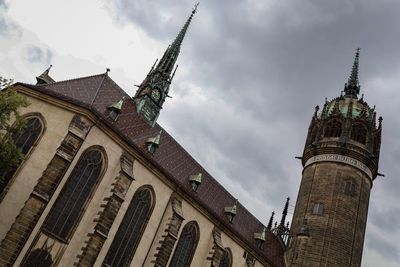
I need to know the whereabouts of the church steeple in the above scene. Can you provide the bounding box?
[344,48,361,98]
[134,4,198,126]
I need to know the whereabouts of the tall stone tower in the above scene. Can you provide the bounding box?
[286,49,383,267]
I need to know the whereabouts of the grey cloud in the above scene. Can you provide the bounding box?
[107,0,400,264]
[25,45,53,65]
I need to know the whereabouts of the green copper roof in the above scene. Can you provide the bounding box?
[254,227,266,241]
[108,96,126,111]
[321,97,374,122]
[188,172,202,183]
[146,130,162,145]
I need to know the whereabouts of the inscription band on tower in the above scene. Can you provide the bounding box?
[304,154,373,179]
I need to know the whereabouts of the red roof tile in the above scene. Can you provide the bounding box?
[18,73,285,267]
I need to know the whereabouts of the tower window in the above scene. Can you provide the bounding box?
[312,203,324,215]
[324,119,342,138]
[108,109,119,121]
[344,181,356,196]
[350,123,367,144]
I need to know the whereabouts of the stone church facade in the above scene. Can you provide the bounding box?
[0,6,382,267]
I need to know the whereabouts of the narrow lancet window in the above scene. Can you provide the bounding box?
[350,123,367,144]
[324,119,342,138]
[102,186,155,267]
[169,221,199,267]
[43,148,105,241]
[0,116,44,196]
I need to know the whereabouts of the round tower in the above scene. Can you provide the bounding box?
[286,49,382,267]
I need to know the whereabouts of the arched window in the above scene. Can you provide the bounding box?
[350,123,367,144]
[0,116,44,196]
[22,248,53,267]
[324,119,342,138]
[219,248,232,267]
[344,181,357,196]
[169,221,199,267]
[42,148,105,241]
[103,186,155,267]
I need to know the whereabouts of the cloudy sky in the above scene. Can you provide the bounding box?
[1,0,400,266]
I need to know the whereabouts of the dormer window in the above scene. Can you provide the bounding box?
[109,109,119,121]
[107,97,125,121]
[146,131,162,154]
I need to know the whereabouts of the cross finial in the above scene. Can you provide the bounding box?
[193,2,200,14]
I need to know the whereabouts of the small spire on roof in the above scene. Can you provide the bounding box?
[267,211,275,230]
[106,68,110,73]
[36,64,55,85]
[280,197,290,227]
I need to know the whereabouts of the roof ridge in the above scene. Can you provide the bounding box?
[35,72,106,87]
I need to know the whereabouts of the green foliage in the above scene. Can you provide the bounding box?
[0,80,29,173]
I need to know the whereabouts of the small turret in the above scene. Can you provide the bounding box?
[36,65,55,85]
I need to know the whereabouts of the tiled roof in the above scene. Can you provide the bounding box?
[18,73,285,267]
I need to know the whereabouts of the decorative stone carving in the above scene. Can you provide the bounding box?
[206,227,225,266]
[152,193,184,267]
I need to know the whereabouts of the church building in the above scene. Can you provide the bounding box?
[0,5,382,267]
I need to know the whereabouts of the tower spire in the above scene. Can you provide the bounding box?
[344,48,361,98]
[280,197,290,227]
[134,4,198,126]
[157,2,199,78]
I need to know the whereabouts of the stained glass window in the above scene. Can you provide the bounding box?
[0,116,43,195]
[22,248,53,267]
[43,148,104,241]
[219,248,232,267]
[103,187,154,267]
[169,221,199,267]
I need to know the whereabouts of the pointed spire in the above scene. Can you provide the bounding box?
[280,197,290,227]
[134,4,198,126]
[157,2,198,81]
[267,211,275,230]
[36,64,55,85]
[344,48,361,98]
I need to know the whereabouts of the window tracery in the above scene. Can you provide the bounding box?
[219,248,232,267]
[324,119,342,138]
[0,116,44,196]
[102,186,154,267]
[350,123,367,144]
[169,221,199,267]
[43,148,104,241]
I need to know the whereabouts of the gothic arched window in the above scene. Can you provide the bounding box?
[324,119,342,138]
[219,248,233,267]
[0,116,44,196]
[43,147,105,241]
[103,186,155,267]
[350,123,367,144]
[169,221,200,267]
[22,248,53,267]
[344,181,357,196]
